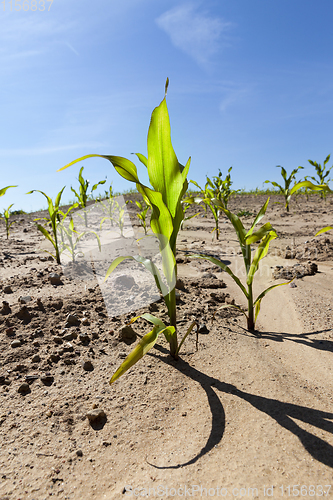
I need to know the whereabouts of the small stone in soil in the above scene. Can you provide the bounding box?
[40,374,54,386]
[49,273,62,285]
[198,323,209,334]
[86,409,106,422]
[82,360,94,371]
[11,339,21,348]
[18,382,31,394]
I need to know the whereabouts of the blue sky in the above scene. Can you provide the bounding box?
[1,0,333,212]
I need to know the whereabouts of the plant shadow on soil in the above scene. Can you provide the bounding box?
[145,345,333,470]
[257,329,333,353]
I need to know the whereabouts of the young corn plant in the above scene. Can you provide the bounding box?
[100,197,131,237]
[265,166,304,212]
[188,168,238,240]
[1,204,18,239]
[59,79,196,383]
[191,198,291,331]
[71,166,106,226]
[306,154,332,200]
[58,217,101,262]
[27,188,78,264]
[180,199,201,230]
[135,200,150,235]
[265,166,328,212]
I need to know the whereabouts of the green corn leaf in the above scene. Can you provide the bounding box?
[190,254,248,298]
[55,186,65,209]
[254,279,294,322]
[0,186,17,197]
[315,226,333,236]
[104,254,172,300]
[110,324,175,384]
[247,231,277,285]
[290,180,331,195]
[134,153,148,167]
[212,199,247,246]
[36,224,57,251]
[246,198,270,237]
[245,222,275,245]
[176,320,197,356]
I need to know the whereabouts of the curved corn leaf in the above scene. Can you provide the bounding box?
[245,222,275,245]
[36,224,57,250]
[212,199,246,246]
[315,226,333,236]
[190,254,248,298]
[212,303,248,321]
[246,198,270,237]
[110,324,175,384]
[254,279,294,322]
[104,254,173,300]
[247,230,277,285]
[290,180,331,196]
[134,153,148,167]
[176,320,198,356]
[0,186,17,197]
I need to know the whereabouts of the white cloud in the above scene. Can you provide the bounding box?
[156,3,232,66]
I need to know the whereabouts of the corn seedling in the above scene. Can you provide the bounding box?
[189,168,239,239]
[306,155,332,200]
[59,79,197,383]
[191,198,292,331]
[27,188,78,264]
[180,199,201,230]
[264,166,305,212]
[58,217,101,262]
[1,204,17,239]
[100,197,131,237]
[135,200,150,234]
[265,166,328,212]
[71,166,106,226]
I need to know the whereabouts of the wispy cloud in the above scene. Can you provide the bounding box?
[156,3,232,66]
[64,42,80,57]
[0,143,104,157]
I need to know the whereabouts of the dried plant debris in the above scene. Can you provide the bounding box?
[272,262,318,280]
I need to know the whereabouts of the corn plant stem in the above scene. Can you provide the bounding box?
[247,283,255,331]
[167,287,178,358]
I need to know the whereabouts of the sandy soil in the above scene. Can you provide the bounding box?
[0,193,332,500]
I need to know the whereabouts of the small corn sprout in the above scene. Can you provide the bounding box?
[27,188,78,264]
[58,217,101,262]
[135,200,150,234]
[306,154,332,200]
[265,166,329,212]
[188,168,238,240]
[1,204,17,239]
[191,198,290,331]
[265,166,304,212]
[71,166,106,226]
